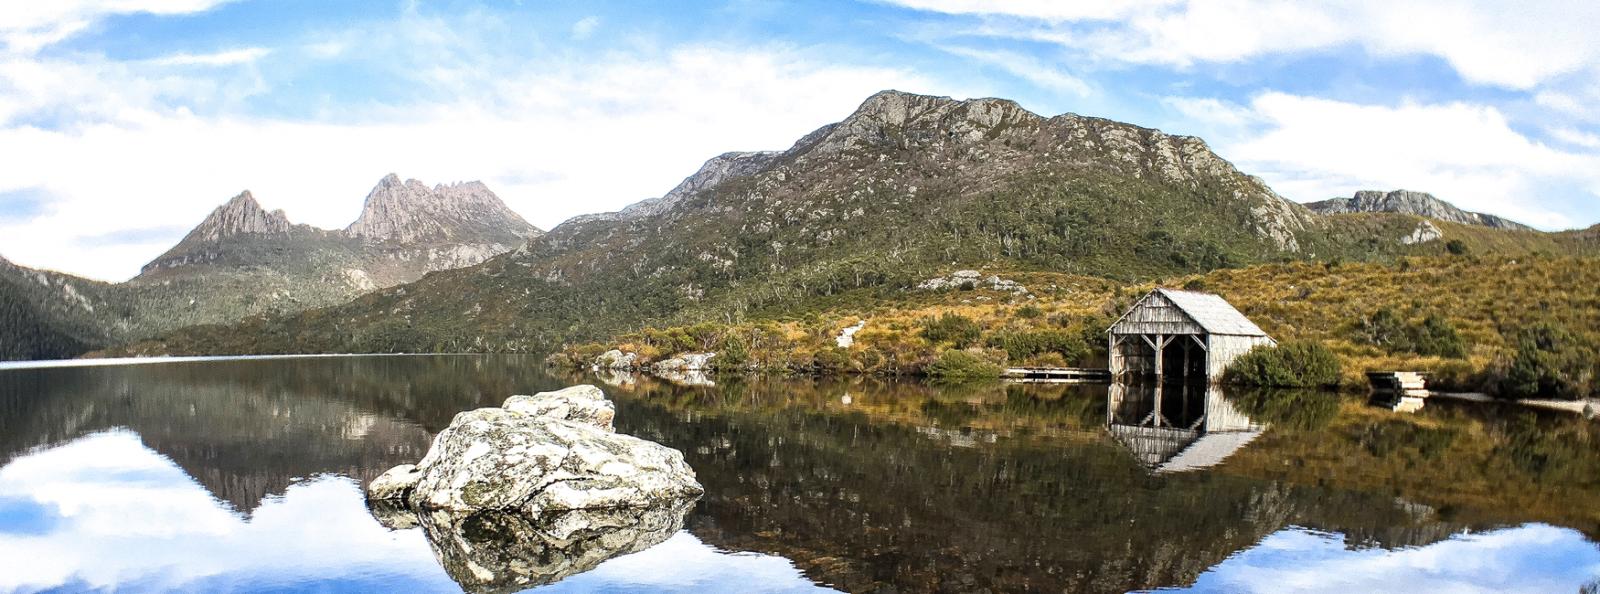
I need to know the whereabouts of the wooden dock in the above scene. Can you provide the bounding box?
[1368,371,1428,397]
[1003,367,1112,383]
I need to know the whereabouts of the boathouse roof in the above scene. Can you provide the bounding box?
[1109,288,1269,337]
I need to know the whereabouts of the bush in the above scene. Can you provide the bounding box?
[1357,308,1465,358]
[1445,239,1469,255]
[1224,341,1342,388]
[926,348,1004,381]
[1496,322,1597,399]
[985,329,1089,364]
[921,313,982,348]
[1412,314,1466,358]
[1016,304,1043,319]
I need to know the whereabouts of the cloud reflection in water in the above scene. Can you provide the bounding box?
[0,430,836,594]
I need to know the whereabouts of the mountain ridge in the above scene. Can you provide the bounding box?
[2,174,544,360]
[1306,189,1531,231]
[112,89,1572,357]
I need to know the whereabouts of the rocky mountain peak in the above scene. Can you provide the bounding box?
[1306,190,1530,230]
[801,91,1044,157]
[345,174,539,244]
[184,190,292,243]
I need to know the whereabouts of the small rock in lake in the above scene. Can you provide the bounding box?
[366,385,701,513]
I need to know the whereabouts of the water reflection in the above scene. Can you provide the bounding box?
[1106,381,1265,473]
[0,429,833,594]
[377,501,698,594]
[0,357,1595,593]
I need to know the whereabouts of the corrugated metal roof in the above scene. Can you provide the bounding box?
[1151,288,1269,337]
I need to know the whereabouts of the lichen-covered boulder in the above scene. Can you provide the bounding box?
[368,463,423,501]
[367,386,701,514]
[504,385,614,431]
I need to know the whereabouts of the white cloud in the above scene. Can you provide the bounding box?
[147,47,270,67]
[0,0,234,54]
[1181,92,1600,229]
[884,0,1600,90]
[571,16,601,40]
[0,43,954,281]
[938,45,1091,96]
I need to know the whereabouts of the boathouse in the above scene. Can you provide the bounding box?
[1107,288,1273,383]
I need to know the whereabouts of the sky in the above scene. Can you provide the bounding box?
[1,1,1598,281]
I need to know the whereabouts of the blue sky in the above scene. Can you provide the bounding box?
[1,0,1598,280]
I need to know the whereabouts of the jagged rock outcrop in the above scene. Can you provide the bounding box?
[567,151,781,225]
[346,174,538,245]
[183,191,292,243]
[1307,190,1530,230]
[367,386,702,513]
[1401,220,1444,245]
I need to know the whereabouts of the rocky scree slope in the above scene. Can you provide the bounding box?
[121,90,1517,356]
[1,175,540,360]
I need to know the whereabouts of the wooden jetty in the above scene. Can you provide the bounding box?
[1002,367,1112,382]
[1368,371,1428,396]
[1368,371,1428,413]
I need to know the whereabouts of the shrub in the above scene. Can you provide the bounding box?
[1496,322,1597,399]
[921,313,982,348]
[1358,308,1465,358]
[1445,239,1469,255]
[985,329,1089,363]
[1016,304,1043,319]
[926,349,1003,381]
[1411,314,1466,358]
[1224,341,1342,388]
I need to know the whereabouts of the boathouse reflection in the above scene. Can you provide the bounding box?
[1106,381,1265,473]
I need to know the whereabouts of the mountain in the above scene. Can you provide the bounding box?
[107,90,1445,356]
[1,175,540,360]
[82,91,1600,358]
[0,257,125,360]
[1306,190,1531,230]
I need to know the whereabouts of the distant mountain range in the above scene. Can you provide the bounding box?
[1305,190,1531,230]
[0,175,538,360]
[97,90,1598,359]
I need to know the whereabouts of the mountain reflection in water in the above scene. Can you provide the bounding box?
[0,355,1596,593]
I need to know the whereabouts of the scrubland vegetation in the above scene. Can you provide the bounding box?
[557,254,1600,400]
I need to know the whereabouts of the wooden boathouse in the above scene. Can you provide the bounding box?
[1108,288,1274,383]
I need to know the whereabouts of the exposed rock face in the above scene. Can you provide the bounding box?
[182,191,292,242]
[503,385,615,431]
[593,349,638,370]
[1402,220,1444,245]
[651,352,716,372]
[567,151,781,225]
[346,174,539,245]
[1307,190,1530,230]
[367,387,701,513]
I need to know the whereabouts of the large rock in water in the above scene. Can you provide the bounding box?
[367,385,701,513]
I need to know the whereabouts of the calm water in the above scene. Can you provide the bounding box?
[0,355,1596,593]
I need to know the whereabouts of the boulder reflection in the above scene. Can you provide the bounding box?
[370,498,697,594]
[1106,381,1265,473]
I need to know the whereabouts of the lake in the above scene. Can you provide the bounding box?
[0,355,1596,593]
